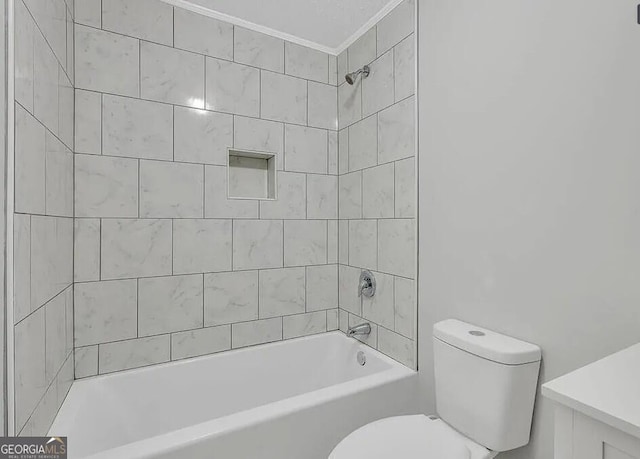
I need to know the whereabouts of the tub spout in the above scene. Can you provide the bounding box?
[347,323,371,338]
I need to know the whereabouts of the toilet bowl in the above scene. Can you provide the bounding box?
[330,320,541,459]
[329,415,497,459]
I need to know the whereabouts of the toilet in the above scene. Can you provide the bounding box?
[330,319,542,459]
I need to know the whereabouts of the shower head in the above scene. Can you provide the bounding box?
[345,65,370,85]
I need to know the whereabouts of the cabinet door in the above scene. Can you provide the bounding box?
[573,412,640,459]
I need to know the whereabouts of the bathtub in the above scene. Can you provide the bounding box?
[50,331,418,458]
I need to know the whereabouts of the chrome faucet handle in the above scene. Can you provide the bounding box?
[358,270,376,298]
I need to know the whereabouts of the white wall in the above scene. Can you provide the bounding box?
[418,1,640,458]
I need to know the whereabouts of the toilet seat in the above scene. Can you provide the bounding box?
[329,415,497,459]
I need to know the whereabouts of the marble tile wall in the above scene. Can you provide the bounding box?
[13,0,75,436]
[337,0,417,368]
[72,0,340,377]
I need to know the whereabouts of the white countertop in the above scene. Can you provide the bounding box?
[542,342,640,439]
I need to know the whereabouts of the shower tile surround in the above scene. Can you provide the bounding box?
[11,0,415,436]
[71,0,343,381]
[337,0,417,368]
[13,0,75,436]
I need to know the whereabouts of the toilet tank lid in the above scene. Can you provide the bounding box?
[433,319,541,365]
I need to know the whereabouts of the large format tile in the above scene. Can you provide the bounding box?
[101,219,172,279]
[173,219,232,274]
[377,0,415,56]
[284,125,327,174]
[15,308,46,433]
[329,55,338,86]
[338,129,349,174]
[362,50,395,117]
[284,220,327,266]
[378,219,415,278]
[233,220,283,270]
[261,71,307,125]
[75,0,101,27]
[174,8,233,59]
[362,271,394,329]
[395,157,415,217]
[45,289,70,382]
[231,318,282,348]
[349,220,378,269]
[139,160,204,218]
[75,89,101,154]
[308,82,338,130]
[75,154,138,218]
[171,326,231,360]
[31,216,73,309]
[338,172,362,219]
[259,268,305,318]
[327,309,338,331]
[362,163,395,218]
[75,25,139,97]
[285,42,328,83]
[234,116,283,167]
[45,132,73,217]
[307,175,337,219]
[58,70,75,148]
[283,311,327,339]
[141,42,205,108]
[102,95,173,160]
[205,58,260,117]
[15,105,46,214]
[394,277,414,339]
[204,165,259,219]
[74,279,137,347]
[138,275,204,336]
[174,107,232,165]
[348,27,376,71]
[260,172,306,219]
[394,35,415,102]
[378,327,414,367]
[328,220,338,263]
[338,265,361,315]
[338,220,349,264]
[378,96,415,164]
[32,16,61,135]
[74,219,100,282]
[15,0,34,111]
[99,335,170,374]
[328,131,338,174]
[204,271,259,326]
[234,27,284,73]
[338,81,362,129]
[349,115,378,171]
[14,215,31,323]
[74,345,98,379]
[101,0,173,45]
[306,265,338,311]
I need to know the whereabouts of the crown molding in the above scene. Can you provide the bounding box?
[161,0,403,56]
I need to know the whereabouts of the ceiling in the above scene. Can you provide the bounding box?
[166,0,402,54]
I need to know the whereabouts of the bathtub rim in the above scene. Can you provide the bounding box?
[59,331,416,459]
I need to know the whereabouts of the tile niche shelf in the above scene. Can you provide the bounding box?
[227,149,278,200]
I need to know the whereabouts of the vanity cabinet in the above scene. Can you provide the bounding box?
[543,343,640,459]
[554,405,640,459]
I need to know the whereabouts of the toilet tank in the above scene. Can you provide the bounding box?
[433,320,541,452]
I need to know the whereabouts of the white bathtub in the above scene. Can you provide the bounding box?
[50,331,418,458]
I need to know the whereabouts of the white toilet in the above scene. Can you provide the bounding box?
[330,319,542,459]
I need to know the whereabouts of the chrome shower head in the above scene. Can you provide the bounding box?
[345,65,370,85]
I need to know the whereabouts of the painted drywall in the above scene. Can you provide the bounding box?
[418,0,640,458]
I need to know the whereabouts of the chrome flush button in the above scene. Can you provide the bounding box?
[469,330,486,336]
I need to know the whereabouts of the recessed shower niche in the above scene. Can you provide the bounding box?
[227,149,278,200]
